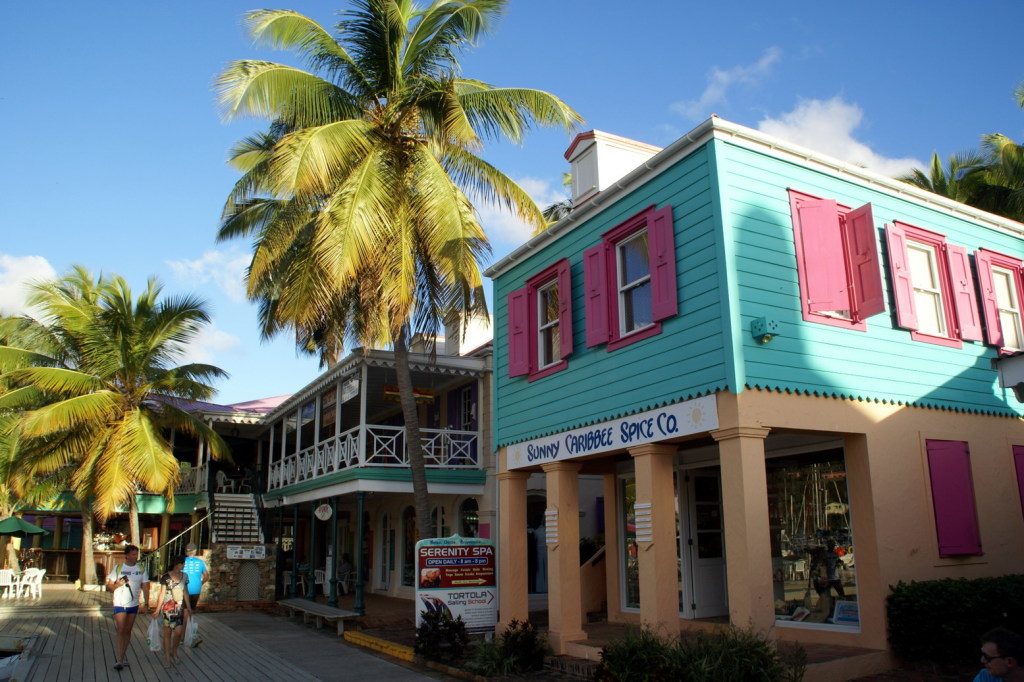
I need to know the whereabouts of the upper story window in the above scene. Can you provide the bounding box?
[885,221,982,348]
[318,387,337,442]
[584,205,677,351]
[508,259,573,381]
[788,190,885,330]
[975,249,1024,352]
[537,279,562,368]
[616,230,652,334]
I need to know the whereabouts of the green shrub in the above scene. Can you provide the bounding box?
[597,628,675,682]
[887,574,1024,665]
[468,619,550,676]
[597,626,804,682]
[415,609,470,665]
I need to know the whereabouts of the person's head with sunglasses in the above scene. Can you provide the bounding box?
[978,628,1024,681]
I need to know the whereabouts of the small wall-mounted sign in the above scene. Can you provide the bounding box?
[314,504,332,521]
[227,545,266,560]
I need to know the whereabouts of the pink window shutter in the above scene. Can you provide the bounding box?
[843,203,885,319]
[1014,446,1024,520]
[556,259,574,359]
[974,250,1004,347]
[796,199,848,313]
[584,243,609,347]
[946,244,982,341]
[507,288,529,377]
[885,223,919,330]
[926,440,983,557]
[648,205,679,322]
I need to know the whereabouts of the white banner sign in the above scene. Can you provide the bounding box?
[227,545,266,560]
[506,395,717,470]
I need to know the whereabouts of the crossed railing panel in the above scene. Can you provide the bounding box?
[267,424,479,490]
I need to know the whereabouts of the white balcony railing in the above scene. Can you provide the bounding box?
[267,424,479,490]
[175,463,208,495]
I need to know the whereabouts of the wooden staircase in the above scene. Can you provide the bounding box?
[210,493,264,544]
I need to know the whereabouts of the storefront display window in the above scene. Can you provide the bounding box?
[620,476,640,609]
[767,449,857,627]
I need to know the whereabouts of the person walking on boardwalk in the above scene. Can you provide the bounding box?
[182,543,208,617]
[106,544,150,671]
[151,555,192,667]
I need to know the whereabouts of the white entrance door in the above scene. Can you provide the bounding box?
[681,469,728,619]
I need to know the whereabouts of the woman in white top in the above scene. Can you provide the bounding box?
[105,545,150,671]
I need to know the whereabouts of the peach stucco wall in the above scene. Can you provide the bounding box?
[496,388,1024,652]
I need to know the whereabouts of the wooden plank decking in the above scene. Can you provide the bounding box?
[0,611,321,681]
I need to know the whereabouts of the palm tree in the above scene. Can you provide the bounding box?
[0,268,231,558]
[898,151,985,204]
[215,0,581,539]
[972,133,1024,222]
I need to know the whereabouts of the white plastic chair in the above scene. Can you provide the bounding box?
[314,569,326,594]
[18,568,44,598]
[0,570,14,599]
[215,470,236,494]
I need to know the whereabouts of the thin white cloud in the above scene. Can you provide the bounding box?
[475,176,569,249]
[166,249,250,303]
[176,323,242,365]
[757,97,925,177]
[0,254,57,316]
[673,47,782,121]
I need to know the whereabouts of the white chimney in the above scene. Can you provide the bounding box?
[564,131,662,206]
[444,314,493,356]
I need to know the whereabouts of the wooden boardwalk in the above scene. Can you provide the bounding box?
[0,585,320,681]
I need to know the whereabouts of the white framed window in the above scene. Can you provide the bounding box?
[537,279,561,368]
[992,266,1023,351]
[616,230,653,336]
[886,221,981,348]
[907,241,947,337]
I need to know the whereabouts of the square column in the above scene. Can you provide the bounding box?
[711,425,774,632]
[497,469,530,630]
[629,443,680,637]
[541,461,586,652]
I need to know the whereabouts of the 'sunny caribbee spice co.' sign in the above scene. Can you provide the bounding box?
[506,395,718,470]
[415,535,496,634]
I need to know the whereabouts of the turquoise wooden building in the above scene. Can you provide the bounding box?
[486,118,1024,673]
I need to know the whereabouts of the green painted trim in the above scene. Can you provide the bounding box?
[263,467,487,499]
[744,383,1024,417]
[20,493,203,515]
[708,140,745,393]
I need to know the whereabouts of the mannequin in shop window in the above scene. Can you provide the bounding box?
[528,522,547,593]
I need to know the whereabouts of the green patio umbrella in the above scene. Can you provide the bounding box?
[0,517,49,538]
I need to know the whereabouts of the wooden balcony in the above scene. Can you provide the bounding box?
[267,424,479,490]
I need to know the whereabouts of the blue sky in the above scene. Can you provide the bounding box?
[2,1,1022,404]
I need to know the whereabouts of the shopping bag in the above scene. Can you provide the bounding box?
[184,616,201,648]
[147,616,162,652]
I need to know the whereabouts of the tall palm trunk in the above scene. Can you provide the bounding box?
[128,494,141,547]
[393,331,432,541]
[79,508,96,586]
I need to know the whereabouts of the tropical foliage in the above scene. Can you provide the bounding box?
[900,82,1024,222]
[0,268,230,550]
[215,0,580,538]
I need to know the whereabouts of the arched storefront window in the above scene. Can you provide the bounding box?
[401,506,416,587]
[459,498,479,537]
[431,505,450,537]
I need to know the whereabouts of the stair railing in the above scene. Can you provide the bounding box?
[142,512,211,577]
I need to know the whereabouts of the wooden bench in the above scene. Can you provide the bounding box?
[278,598,359,635]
